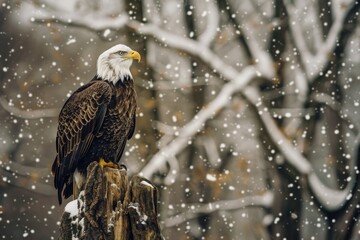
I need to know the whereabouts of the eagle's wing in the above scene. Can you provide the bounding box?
[115,113,136,164]
[52,80,112,204]
[128,113,136,140]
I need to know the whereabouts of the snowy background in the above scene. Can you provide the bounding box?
[0,0,359,239]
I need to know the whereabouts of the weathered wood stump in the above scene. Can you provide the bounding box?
[58,162,163,240]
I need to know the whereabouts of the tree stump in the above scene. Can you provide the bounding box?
[58,162,163,240]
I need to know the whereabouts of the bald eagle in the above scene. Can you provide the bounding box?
[52,44,140,204]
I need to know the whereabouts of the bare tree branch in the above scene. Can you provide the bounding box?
[308,171,355,211]
[165,191,274,227]
[243,86,312,174]
[1,169,53,196]
[30,5,128,32]
[141,66,258,177]
[163,156,179,185]
[198,0,219,47]
[311,93,359,135]
[243,86,357,211]
[284,0,358,81]
[30,3,274,79]
[201,136,221,167]
[0,97,58,119]
[0,158,50,177]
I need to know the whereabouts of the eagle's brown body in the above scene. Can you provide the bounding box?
[52,75,136,204]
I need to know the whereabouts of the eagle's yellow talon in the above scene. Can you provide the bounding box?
[99,158,118,168]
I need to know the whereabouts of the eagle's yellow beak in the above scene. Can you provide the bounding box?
[128,50,141,62]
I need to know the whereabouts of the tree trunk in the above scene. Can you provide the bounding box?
[58,162,163,240]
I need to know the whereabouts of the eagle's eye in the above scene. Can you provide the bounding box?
[117,51,127,55]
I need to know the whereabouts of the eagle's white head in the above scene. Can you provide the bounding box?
[97,44,141,83]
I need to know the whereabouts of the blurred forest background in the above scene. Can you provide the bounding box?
[0,0,359,239]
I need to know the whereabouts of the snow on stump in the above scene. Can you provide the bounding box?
[58,161,163,240]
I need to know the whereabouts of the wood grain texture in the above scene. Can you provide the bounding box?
[58,162,163,240]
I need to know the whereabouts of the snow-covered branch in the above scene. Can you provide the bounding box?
[243,86,312,174]
[0,97,58,119]
[198,0,220,47]
[0,159,49,177]
[163,156,179,185]
[311,93,359,135]
[130,22,240,79]
[165,191,274,227]
[308,171,355,211]
[141,66,257,177]
[1,169,53,196]
[201,136,221,167]
[30,4,128,32]
[284,0,357,81]
[284,2,314,74]
[31,3,274,79]
[243,85,357,211]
